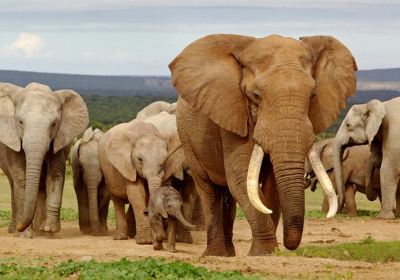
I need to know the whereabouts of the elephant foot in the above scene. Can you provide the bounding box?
[40,217,61,233]
[167,243,176,253]
[153,242,163,251]
[201,242,232,257]
[176,230,193,244]
[248,240,278,256]
[135,230,152,245]
[7,222,16,233]
[14,229,33,239]
[225,241,236,257]
[113,231,128,240]
[79,226,92,235]
[376,211,395,219]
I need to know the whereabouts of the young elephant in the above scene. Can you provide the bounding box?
[149,185,195,252]
[136,101,177,120]
[71,127,110,235]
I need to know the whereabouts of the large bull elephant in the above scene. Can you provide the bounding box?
[333,97,400,219]
[169,34,357,255]
[0,82,88,234]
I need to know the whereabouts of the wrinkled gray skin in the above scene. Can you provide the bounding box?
[136,101,177,120]
[149,185,196,252]
[333,98,400,219]
[0,82,88,235]
[71,127,110,235]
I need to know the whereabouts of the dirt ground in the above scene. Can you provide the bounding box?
[1,218,400,279]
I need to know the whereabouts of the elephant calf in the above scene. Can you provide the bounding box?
[148,185,195,252]
[71,127,110,235]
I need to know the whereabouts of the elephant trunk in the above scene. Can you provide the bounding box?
[174,207,196,230]
[332,132,349,210]
[17,138,49,232]
[148,176,162,197]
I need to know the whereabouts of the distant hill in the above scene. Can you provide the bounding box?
[0,70,176,97]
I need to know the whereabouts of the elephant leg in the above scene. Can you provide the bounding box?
[33,186,47,235]
[261,164,280,232]
[97,181,110,235]
[321,197,329,213]
[76,182,91,234]
[7,177,16,233]
[221,188,236,257]
[192,195,205,231]
[167,217,177,253]
[126,204,136,238]
[377,157,398,219]
[41,151,66,233]
[344,184,357,217]
[149,213,164,250]
[126,178,152,245]
[395,188,400,217]
[111,195,128,240]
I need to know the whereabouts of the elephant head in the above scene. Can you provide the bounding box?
[0,82,89,232]
[333,99,385,206]
[170,34,357,249]
[104,120,183,195]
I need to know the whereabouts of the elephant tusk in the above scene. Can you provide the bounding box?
[247,144,273,215]
[307,148,338,218]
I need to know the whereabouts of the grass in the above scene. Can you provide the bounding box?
[277,236,400,263]
[0,258,258,280]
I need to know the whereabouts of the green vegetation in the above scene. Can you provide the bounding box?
[83,95,176,131]
[278,236,400,263]
[0,258,257,280]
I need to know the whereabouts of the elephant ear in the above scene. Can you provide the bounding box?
[105,131,137,182]
[54,90,89,153]
[163,135,185,181]
[169,34,256,137]
[300,35,358,134]
[0,83,22,152]
[365,99,385,145]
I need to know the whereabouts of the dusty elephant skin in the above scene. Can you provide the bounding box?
[0,82,89,235]
[333,97,400,219]
[169,34,357,256]
[149,185,196,253]
[306,138,400,216]
[71,127,110,236]
[136,101,177,120]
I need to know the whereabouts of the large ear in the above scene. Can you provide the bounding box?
[163,135,185,181]
[54,90,89,153]
[300,35,358,133]
[0,83,22,151]
[169,34,255,137]
[105,131,137,182]
[365,99,385,145]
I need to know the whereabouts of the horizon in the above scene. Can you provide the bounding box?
[0,1,399,75]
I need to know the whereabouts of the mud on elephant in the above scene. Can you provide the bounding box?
[71,127,110,235]
[169,34,357,255]
[333,97,400,219]
[0,82,88,235]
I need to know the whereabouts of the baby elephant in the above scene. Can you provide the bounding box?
[149,185,195,252]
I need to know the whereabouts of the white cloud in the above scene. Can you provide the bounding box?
[5,33,47,58]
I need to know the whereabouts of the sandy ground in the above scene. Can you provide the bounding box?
[1,218,400,279]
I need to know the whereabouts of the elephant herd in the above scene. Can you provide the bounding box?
[0,33,398,257]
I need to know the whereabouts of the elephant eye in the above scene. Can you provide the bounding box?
[138,157,144,163]
[18,119,23,127]
[51,121,57,128]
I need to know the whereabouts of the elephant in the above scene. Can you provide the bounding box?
[136,101,177,120]
[0,82,88,235]
[305,138,392,216]
[149,185,196,252]
[333,97,400,219]
[71,127,110,235]
[169,34,357,255]
[98,119,185,244]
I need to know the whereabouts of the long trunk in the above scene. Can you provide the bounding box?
[174,208,196,230]
[148,177,162,197]
[87,184,100,231]
[332,133,348,210]
[17,141,48,232]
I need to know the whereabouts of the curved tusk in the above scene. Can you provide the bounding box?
[307,149,338,218]
[247,144,273,215]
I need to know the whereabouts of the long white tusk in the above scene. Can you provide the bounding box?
[247,144,273,215]
[307,149,338,218]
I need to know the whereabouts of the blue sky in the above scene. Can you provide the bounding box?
[0,0,399,75]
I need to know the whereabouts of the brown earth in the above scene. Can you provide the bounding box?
[1,218,400,279]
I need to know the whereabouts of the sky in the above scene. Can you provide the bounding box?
[0,0,399,75]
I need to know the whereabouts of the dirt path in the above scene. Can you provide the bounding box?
[1,218,400,279]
